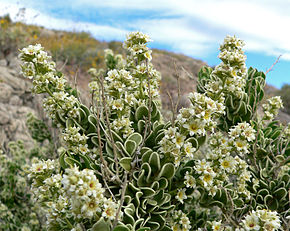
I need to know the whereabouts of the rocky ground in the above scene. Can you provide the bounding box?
[0,55,289,149]
[0,58,45,149]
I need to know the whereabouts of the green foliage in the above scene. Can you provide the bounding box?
[26,112,51,142]
[0,141,44,230]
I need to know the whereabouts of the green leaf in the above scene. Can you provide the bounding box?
[59,151,68,169]
[79,153,92,169]
[127,133,143,146]
[158,163,175,179]
[125,140,137,155]
[91,218,110,231]
[87,115,97,133]
[120,157,132,171]
[186,137,198,149]
[138,120,146,133]
[91,136,99,146]
[113,225,130,231]
[233,198,244,207]
[273,188,287,200]
[149,152,160,172]
[135,105,149,121]
[123,209,135,225]
[136,228,151,231]
[65,157,81,168]
[112,130,123,142]
[140,187,155,197]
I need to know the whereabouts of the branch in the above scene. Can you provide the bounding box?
[146,59,152,134]
[99,74,121,184]
[265,55,282,74]
[173,61,181,119]
[166,90,175,126]
[113,172,128,228]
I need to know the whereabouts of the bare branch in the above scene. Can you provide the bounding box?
[99,74,121,184]
[265,55,282,74]
[113,172,128,228]
[146,59,152,134]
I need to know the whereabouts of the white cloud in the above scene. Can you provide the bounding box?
[1,0,290,60]
[0,2,128,41]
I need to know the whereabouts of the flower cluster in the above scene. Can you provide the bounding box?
[123,31,152,61]
[241,209,281,231]
[89,32,161,138]
[160,92,224,167]
[178,92,225,136]
[228,122,256,154]
[104,48,126,70]
[28,159,122,229]
[159,127,196,166]
[177,123,254,198]
[62,167,121,220]
[43,91,79,120]
[19,44,79,123]
[169,210,191,231]
[262,96,284,120]
[206,123,255,197]
[206,35,247,100]
[61,126,89,154]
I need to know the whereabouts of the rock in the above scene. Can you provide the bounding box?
[0,83,13,103]
[0,106,10,125]
[0,66,26,90]
[9,95,22,106]
[0,63,44,149]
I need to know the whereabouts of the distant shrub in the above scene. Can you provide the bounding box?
[0,15,27,66]
[0,141,51,230]
[35,31,105,71]
[277,84,290,114]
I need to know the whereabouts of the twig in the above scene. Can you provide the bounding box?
[73,66,81,102]
[146,59,152,134]
[132,118,149,170]
[181,65,195,80]
[92,91,113,180]
[252,121,261,172]
[59,57,68,71]
[265,55,282,74]
[166,90,175,126]
[99,74,121,183]
[113,172,128,228]
[173,61,181,118]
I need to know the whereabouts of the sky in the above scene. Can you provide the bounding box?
[0,0,289,88]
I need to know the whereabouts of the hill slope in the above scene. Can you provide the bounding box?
[0,19,289,146]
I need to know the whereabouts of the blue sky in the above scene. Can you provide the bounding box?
[0,0,289,88]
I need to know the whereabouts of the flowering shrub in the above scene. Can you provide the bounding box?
[19,32,289,230]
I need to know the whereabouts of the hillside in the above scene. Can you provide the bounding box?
[0,17,289,146]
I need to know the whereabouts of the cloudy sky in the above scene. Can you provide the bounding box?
[0,0,289,88]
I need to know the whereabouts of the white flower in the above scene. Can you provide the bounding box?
[102,198,119,220]
[176,188,187,204]
[174,133,185,149]
[184,171,196,188]
[183,120,204,136]
[242,213,260,231]
[212,220,222,231]
[183,142,196,159]
[220,156,236,172]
